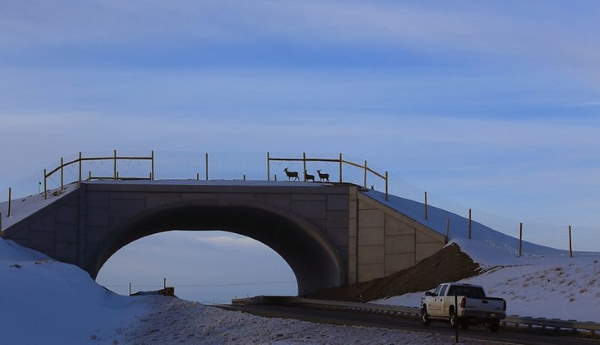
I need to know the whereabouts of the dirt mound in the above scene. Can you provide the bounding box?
[311,243,480,302]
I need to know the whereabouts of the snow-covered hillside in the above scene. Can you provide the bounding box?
[0,238,149,344]
[375,254,600,322]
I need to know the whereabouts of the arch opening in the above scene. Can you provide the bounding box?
[90,204,345,296]
[96,231,298,303]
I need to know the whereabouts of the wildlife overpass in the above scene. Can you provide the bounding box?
[3,180,445,295]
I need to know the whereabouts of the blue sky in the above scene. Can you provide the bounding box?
[1,1,599,301]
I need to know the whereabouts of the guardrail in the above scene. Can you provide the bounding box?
[231,296,600,337]
[42,150,154,199]
[267,153,389,200]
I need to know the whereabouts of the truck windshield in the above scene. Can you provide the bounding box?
[447,286,485,298]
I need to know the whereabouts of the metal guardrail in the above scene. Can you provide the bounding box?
[43,150,154,199]
[232,296,600,337]
[267,153,389,200]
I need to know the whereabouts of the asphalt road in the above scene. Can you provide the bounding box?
[219,304,599,345]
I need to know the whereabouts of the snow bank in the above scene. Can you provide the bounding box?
[375,255,600,322]
[0,238,150,345]
[363,190,599,266]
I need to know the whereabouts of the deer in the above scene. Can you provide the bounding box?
[284,168,299,181]
[304,170,315,182]
[316,170,330,182]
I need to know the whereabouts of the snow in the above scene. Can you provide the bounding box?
[363,190,599,267]
[375,256,600,322]
[0,183,78,230]
[122,297,502,345]
[1,237,503,344]
[0,238,150,345]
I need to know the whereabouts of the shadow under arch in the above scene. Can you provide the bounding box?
[90,200,346,296]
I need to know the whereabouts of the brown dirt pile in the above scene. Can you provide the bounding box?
[311,243,480,302]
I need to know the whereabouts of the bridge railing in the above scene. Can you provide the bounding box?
[267,152,389,200]
[43,150,154,199]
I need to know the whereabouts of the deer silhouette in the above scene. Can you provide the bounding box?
[304,170,315,182]
[316,170,330,182]
[284,168,299,181]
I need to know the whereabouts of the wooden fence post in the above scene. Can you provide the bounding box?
[7,188,12,217]
[196,172,200,181]
[339,153,343,183]
[60,157,64,190]
[385,171,389,201]
[468,209,472,239]
[205,152,209,181]
[151,150,155,180]
[424,192,429,220]
[43,169,47,199]
[303,152,307,181]
[519,223,523,257]
[363,160,368,189]
[113,150,117,180]
[78,152,82,182]
[569,225,573,258]
[267,152,270,181]
[445,218,450,244]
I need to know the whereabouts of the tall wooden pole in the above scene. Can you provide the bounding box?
[60,157,64,190]
[385,171,389,200]
[424,192,429,220]
[302,152,307,181]
[43,169,47,200]
[113,150,117,180]
[151,150,155,180]
[7,188,12,217]
[519,223,523,257]
[267,152,271,181]
[363,160,368,188]
[78,152,82,182]
[339,153,343,183]
[205,152,209,181]
[468,209,472,239]
[569,225,573,258]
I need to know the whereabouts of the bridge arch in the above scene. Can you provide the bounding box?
[89,200,345,295]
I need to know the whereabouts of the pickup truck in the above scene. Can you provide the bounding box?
[420,283,506,332]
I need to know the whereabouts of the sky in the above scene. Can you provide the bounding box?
[1,1,600,302]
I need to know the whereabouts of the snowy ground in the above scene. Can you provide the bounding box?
[1,237,508,345]
[375,255,600,322]
[122,297,509,345]
[0,238,149,345]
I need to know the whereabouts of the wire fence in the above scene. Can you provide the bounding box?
[0,150,594,253]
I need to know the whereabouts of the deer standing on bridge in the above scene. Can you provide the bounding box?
[304,170,315,182]
[316,170,330,182]
[284,168,299,181]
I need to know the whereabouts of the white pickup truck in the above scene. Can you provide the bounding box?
[420,283,506,332]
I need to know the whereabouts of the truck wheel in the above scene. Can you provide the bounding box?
[420,307,431,326]
[489,321,500,332]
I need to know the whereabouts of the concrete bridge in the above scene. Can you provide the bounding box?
[3,180,446,295]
